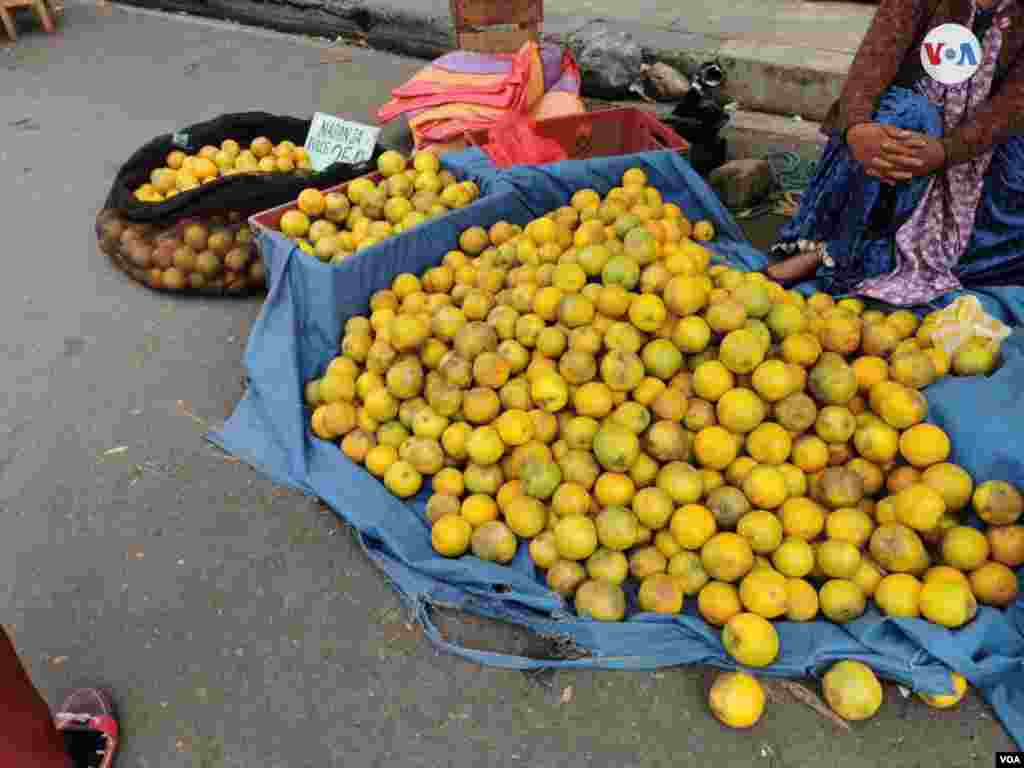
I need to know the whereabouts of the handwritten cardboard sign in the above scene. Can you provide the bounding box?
[304,113,380,171]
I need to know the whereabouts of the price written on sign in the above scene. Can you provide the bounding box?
[304,113,381,172]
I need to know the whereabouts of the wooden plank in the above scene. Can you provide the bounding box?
[457,25,539,53]
[0,6,17,40]
[0,0,56,35]
[450,0,542,30]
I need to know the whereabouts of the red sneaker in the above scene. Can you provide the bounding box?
[55,688,118,768]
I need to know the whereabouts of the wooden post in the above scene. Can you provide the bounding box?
[1,0,56,41]
[0,6,18,41]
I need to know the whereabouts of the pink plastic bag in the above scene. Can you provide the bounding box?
[482,116,569,168]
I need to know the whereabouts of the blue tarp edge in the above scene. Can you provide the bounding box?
[210,149,1024,745]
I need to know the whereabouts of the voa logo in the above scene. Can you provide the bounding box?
[997,753,1023,765]
[921,23,983,85]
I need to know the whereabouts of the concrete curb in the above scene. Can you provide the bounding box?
[724,109,827,161]
[113,0,856,121]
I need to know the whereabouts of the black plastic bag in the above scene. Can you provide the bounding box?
[572,22,644,99]
[664,62,730,176]
[105,111,384,223]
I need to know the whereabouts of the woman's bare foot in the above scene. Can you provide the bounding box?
[765,249,823,286]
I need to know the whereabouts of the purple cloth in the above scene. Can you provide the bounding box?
[548,64,581,94]
[432,50,516,75]
[539,43,565,92]
[433,44,566,94]
[400,44,578,124]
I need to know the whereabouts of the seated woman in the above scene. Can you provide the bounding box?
[767,0,1024,306]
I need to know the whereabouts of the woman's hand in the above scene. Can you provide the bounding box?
[880,131,946,177]
[847,123,900,180]
[847,123,946,184]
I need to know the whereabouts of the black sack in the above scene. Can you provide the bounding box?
[664,62,730,176]
[105,111,385,223]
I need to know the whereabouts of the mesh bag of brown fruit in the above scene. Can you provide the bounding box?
[96,208,265,295]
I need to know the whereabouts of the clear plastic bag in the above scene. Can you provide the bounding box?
[930,295,1011,355]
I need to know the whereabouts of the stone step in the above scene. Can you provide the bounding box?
[724,109,827,162]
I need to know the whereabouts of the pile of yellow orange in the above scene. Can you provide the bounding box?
[134,137,314,202]
[304,167,1015,726]
[275,151,480,264]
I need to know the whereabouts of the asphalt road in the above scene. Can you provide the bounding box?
[0,5,1016,767]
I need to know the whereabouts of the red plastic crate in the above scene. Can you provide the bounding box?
[465,108,690,164]
[249,172,384,233]
[250,110,689,234]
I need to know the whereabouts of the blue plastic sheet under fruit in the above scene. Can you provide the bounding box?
[211,150,1024,746]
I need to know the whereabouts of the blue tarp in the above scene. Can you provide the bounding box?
[211,149,1024,746]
